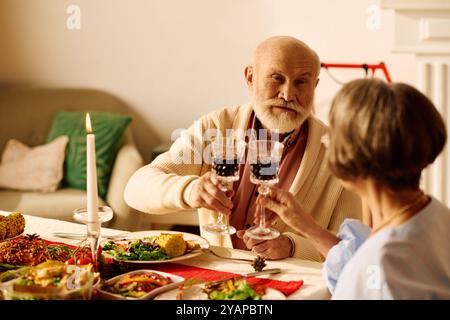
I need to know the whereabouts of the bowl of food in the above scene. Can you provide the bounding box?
[155,278,286,300]
[0,260,96,300]
[95,269,184,300]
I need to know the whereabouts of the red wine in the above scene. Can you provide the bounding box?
[212,158,239,177]
[250,162,280,181]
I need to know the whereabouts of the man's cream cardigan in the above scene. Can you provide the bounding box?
[124,104,362,262]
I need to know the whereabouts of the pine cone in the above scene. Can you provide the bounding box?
[252,255,267,272]
[24,233,41,241]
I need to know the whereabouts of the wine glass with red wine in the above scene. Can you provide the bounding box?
[202,136,246,235]
[245,140,284,240]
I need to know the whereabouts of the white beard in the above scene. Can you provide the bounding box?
[253,98,311,133]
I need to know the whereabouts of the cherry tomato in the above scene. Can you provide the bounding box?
[65,258,75,265]
[76,257,91,265]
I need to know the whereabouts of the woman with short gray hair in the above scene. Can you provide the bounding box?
[260,78,450,299]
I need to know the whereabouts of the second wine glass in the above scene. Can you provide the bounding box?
[245,139,284,240]
[202,136,246,235]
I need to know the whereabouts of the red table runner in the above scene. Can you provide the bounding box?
[150,263,303,296]
[44,241,304,296]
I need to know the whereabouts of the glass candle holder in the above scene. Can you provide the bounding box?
[72,206,113,271]
[73,206,114,225]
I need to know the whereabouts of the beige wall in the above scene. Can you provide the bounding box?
[0,0,416,162]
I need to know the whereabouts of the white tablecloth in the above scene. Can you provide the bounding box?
[1,212,330,300]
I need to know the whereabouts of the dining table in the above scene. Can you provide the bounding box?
[0,211,330,300]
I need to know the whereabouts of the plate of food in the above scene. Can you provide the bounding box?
[95,269,184,300]
[0,233,74,271]
[100,230,209,264]
[0,260,97,300]
[0,212,25,242]
[154,278,286,300]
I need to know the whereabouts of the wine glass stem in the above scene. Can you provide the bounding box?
[218,212,226,225]
[217,179,230,226]
[259,197,266,229]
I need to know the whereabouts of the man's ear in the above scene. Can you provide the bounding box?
[315,77,320,88]
[244,66,254,89]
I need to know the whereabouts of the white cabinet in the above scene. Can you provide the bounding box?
[381,0,450,206]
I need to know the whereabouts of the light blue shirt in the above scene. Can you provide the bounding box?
[322,219,371,294]
[331,197,450,299]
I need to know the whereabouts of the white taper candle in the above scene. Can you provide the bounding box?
[86,113,99,233]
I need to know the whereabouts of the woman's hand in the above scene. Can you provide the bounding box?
[259,186,340,257]
[258,187,315,234]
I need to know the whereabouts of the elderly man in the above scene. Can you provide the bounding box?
[124,36,362,261]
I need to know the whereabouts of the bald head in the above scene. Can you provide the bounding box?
[245,36,320,133]
[251,36,321,79]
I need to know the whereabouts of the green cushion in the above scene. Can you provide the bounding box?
[47,111,132,198]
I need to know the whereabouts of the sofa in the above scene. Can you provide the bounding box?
[0,87,145,231]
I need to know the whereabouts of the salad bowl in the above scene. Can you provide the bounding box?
[95,269,184,300]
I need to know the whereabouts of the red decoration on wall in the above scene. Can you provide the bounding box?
[321,62,392,83]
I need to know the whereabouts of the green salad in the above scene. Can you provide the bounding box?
[205,280,264,300]
[102,239,170,261]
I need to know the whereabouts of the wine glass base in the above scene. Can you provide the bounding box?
[203,223,236,235]
[245,226,280,240]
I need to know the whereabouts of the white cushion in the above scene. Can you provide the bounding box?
[0,136,69,192]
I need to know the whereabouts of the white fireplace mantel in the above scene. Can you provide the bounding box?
[381,0,450,206]
[381,0,450,54]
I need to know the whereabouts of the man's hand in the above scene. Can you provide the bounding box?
[236,230,292,260]
[186,172,233,214]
